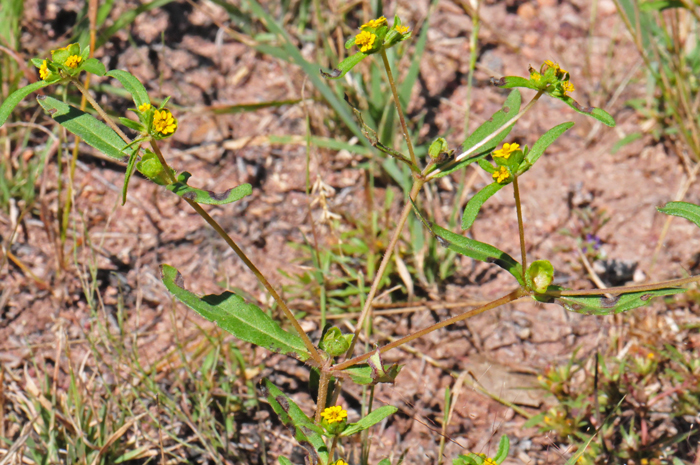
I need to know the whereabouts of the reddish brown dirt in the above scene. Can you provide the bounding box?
[1,1,699,464]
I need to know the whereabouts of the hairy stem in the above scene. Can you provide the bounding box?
[380,48,419,169]
[332,288,525,371]
[315,371,331,424]
[512,175,527,273]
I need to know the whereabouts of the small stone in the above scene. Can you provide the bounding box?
[518,3,537,20]
[633,268,647,283]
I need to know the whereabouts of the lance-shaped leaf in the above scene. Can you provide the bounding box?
[657,201,700,230]
[107,69,151,108]
[432,90,521,179]
[340,405,398,437]
[558,95,615,127]
[161,265,311,361]
[321,51,368,79]
[519,121,574,173]
[493,435,510,463]
[491,76,542,91]
[461,182,505,231]
[336,363,401,386]
[278,458,293,465]
[166,172,252,205]
[263,379,328,465]
[37,96,129,160]
[432,224,524,285]
[540,286,685,315]
[0,81,51,127]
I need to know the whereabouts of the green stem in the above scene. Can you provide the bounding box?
[332,288,525,371]
[380,48,419,169]
[428,90,544,180]
[328,435,339,463]
[512,175,527,273]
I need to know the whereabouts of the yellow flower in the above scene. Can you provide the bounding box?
[138,103,151,112]
[562,81,575,95]
[544,60,559,70]
[476,454,498,465]
[492,142,520,159]
[530,71,541,82]
[64,55,82,69]
[355,31,376,53]
[332,460,348,465]
[647,352,655,359]
[493,166,510,183]
[153,109,177,135]
[361,16,387,29]
[39,60,50,80]
[395,25,409,34]
[320,405,347,424]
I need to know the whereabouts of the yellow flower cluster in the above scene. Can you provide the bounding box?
[355,30,376,52]
[320,405,347,424]
[332,460,348,465]
[138,103,151,113]
[395,25,409,34]
[64,55,82,69]
[361,16,386,29]
[492,142,520,159]
[39,60,50,80]
[493,166,510,183]
[561,81,575,95]
[153,109,177,135]
[544,60,574,95]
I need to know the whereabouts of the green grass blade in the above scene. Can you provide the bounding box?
[461,182,504,231]
[657,201,700,229]
[36,96,129,160]
[165,172,252,205]
[397,0,437,108]
[0,81,50,127]
[161,265,311,361]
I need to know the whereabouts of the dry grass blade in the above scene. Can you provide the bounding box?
[0,413,38,465]
[88,413,148,465]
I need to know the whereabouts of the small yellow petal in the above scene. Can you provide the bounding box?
[64,55,82,69]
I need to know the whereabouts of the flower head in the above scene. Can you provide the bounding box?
[355,30,376,52]
[492,142,520,159]
[476,455,498,465]
[64,55,82,69]
[39,60,50,80]
[493,166,510,183]
[332,460,348,465]
[138,103,152,113]
[361,16,387,29]
[561,80,575,95]
[530,71,541,82]
[320,405,347,424]
[152,109,177,136]
[395,25,410,34]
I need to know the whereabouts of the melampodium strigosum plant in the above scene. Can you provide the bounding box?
[2,10,700,465]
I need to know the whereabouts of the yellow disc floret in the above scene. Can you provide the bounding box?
[64,55,82,69]
[332,460,348,465]
[395,25,410,34]
[320,405,348,424]
[476,454,498,465]
[493,166,510,183]
[492,142,520,159]
[138,103,152,113]
[39,60,50,80]
[361,16,387,29]
[530,71,541,82]
[562,81,575,95]
[153,109,177,136]
[355,31,376,52]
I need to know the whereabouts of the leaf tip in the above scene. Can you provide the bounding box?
[490,77,507,87]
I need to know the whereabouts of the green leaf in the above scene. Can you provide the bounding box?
[340,405,398,437]
[107,69,151,108]
[263,379,328,465]
[80,57,106,76]
[121,146,139,205]
[639,1,685,11]
[160,265,311,360]
[558,95,615,127]
[118,117,145,132]
[378,460,391,465]
[494,435,510,463]
[321,51,368,79]
[657,201,700,229]
[521,122,574,171]
[165,172,252,205]
[491,75,542,91]
[36,96,129,160]
[278,458,293,465]
[430,151,490,179]
[544,287,685,315]
[0,80,50,127]
[461,182,504,230]
[431,223,524,285]
[463,89,521,153]
[338,363,401,386]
